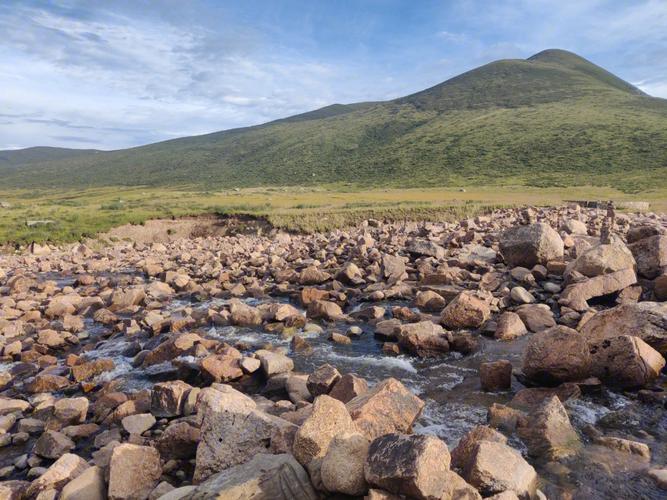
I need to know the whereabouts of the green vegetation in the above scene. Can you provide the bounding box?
[1,184,665,246]
[1,49,665,192]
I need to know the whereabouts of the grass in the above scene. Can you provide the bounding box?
[0,184,664,246]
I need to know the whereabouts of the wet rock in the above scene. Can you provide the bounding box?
[60,465,105,500]
[579,302,667,356]
[463,441,537,499]
[306,364,341,397]
[71,358,115,382]
[25,453,89,498]
[329,331,351,344]
[592,436,650,460]
[108,443,162,500]
[522,325,591,385]
[299,266,331,285]
[510,286,535,304]
[517,395,581,460]
[329,373,369,403]
[647,468,667,490]
[589,335,665,388]
[364,433,450,500]
[292,395,355,466]
[347,378,424,441]
[189,453,318,500]
[451,425,507,471]
[397,320,449,357]
[499,223,564,268]
[307,300,345,321]
[414,290,446,312]
[440,292,490,329]
[480,360,512,392]
[194,385,296,482]
[256,349,294,377]
[321,431,370,496]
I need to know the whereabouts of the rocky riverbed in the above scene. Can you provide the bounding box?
[0,204,666,499]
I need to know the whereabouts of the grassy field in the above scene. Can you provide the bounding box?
[1,185,664,247]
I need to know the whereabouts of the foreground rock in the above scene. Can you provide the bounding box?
[499,223,564,268]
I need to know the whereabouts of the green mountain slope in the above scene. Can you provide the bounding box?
[2,49,666,192]
[0,146,101,170]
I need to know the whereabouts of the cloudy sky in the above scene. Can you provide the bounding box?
[1,0,666,150]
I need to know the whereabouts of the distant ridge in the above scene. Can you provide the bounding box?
[2,49,666,192]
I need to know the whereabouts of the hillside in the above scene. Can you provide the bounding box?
[0,146,101,169]
[2,49,666,192]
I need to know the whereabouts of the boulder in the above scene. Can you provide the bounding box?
[34,430,75,459]
[121,413,156,435]
[321,432,370,496]
[151,380,192,417]
[71,358,115,382]
[364,433,450,500]
[407,239,445,259]
[559,268,637,312]
[382,253,407,284]
[25,453,89,498]
[108,444,162,500]
[397,321,449,357]
[515,304,555,333]
[451,425,507,471]
[579,302,667,356]
[156,421,200,460]
[60,465,105,500]
[589,335,665,388]
[517,395,581,460]
[307,300,345,321]
[414,291,446,312]
[346,378,425,441]
[306,364,341,397]
[201,354,243,383]
[522,325,591,385]
[256,350,294,377]
[189,453,317,500]
[494,312,527,341]
[292,395,355,466]
[628,235,667,279]
[463,441,537,499]
[329,373,369,403]
[499,223,564,268]
[561,219,587,235]
[480,360,512,392]
[567,241,635,278]
[440,293,490,330]
[194,385,296,482]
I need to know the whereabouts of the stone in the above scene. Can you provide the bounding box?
[307,300,345,321]
[321,432,370,496]
[364,433,450,500]
[194,385,296,482]
[568,241,635,278]
[647,468,667,490]
[229,300,262,326]
[628,235,667,279]
[397,321,449,357]
[306,364,341,397]
[499,223,564,268]
[26,454,89,499]
[517,395,581,460]
[561,219,587,235]
[34,430,75,459]
[151,380,192,417]
[440,292,490,330]
[329,373,369,403]
[451,425,507,471]
[559,268,637,312]
[60,465,105,500]
[579,302,667,356]
[71,358,115,382]
[382,253,407,284]
[589,335,665,388]
[122,413,156,435]
[463,441,537,499]
[515,304,556,333]
[510,286,535,304]
[292,395,354,466]
[189,453,317,500]
[593,436,651,460]
[655,274,667,301]
[494,312,527,340]
[240,356,261,374]
[155,422,200,460]
[480,360,512,392]
[108,443,162,500]
[346,378,424,441]
[286,374,311,404]
[522,325,591,385]
[201,354,243,383]
[407,239,445,259]
[256,350,294,377]
[414,290,446,312]
[53,397,89,425]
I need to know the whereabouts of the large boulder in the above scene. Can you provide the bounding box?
[451,426,507,471]
[194,385,296,482]
[321,432,370,496]
[108,444,162,500]
[364,433,451,500]
[517,395,581,460]
[189,453,318,500]
[499,223,564,268]
[61,465,106,500]
[463,441,537,499]
[397,321,449,357]
[440,293,490,330]
[292,395,355,466]
[25,453,89,498]
[559,268,637,312]
[346,378,425,441]
[628,235,667,279]
[567,241,635,278]
[522,325,591,385]
[579,302,667,356]
[589,335,665,388]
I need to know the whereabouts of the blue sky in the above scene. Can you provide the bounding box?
[1,0,666,150]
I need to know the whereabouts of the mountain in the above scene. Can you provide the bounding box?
[2,49,666,192]
[0,147,101,169]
